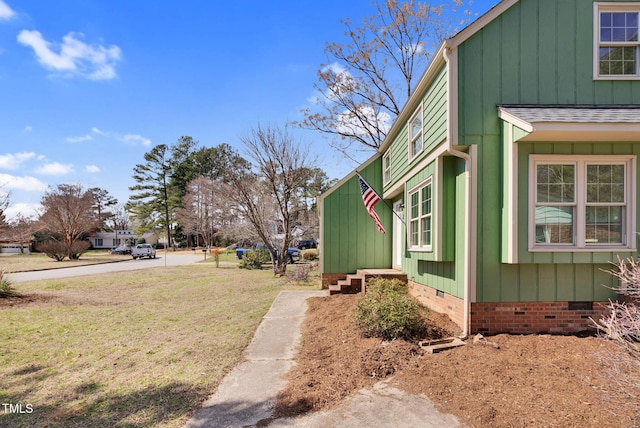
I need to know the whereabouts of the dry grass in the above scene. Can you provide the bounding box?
[0,250,128,273]
[0,263,317,427]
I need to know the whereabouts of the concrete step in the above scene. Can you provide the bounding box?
[329,269,407,295]
[329,283,342,295]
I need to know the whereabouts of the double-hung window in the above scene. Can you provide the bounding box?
[595,3,640,79]
[409,179,432,250]
[408,106,423,160]
[383,150,391,184]
[531,155,635,250]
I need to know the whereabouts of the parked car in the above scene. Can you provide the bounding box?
[236,243,301,264]
[132,243,156,259]
[111,245,131,255]
[295,239,317,250]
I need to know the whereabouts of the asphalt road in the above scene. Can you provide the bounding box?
[6,252,206,283]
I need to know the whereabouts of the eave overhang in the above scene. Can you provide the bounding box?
[498,105,640,142]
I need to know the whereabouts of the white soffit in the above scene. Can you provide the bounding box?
[498,106,640,142]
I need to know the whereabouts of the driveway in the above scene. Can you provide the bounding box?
[6,252,205,283]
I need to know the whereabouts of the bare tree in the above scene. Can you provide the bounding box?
[110,204,131,232]
[225,124,315,275]
[177,177,237,248]
[7,214,37,254]
[0,187,9,233]
[39,184,98,260]
[298,0,468,158]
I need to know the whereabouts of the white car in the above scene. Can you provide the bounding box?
[131,244,156,259]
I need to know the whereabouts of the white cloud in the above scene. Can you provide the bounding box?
[123,134,151,147]
[17,30,122,80]
[0,173,48,191]
[0,152,36,170]
[85,164,100,173]
[335,106,391,138]
[0,1,15,20]
[23,125,32,132]
[4,203,42,221]
[34,162,73,175]
[66,134,93,143]
[91,127,105,135]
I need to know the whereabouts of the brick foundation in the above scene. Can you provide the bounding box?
[408,281,465,330]
[332,276,612,335]
[321,273,347,290]
[408,281,611,335]
[471,301,609,335]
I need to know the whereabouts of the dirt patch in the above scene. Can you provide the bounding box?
[0,292,57,308]
[276,294,639,427]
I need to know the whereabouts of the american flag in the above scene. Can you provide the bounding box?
[356,173,386,234]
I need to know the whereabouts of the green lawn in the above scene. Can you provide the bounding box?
[0,263,318,427]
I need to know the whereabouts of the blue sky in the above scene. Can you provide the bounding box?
[0,0,496,220]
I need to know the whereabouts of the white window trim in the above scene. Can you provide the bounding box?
[383,149,391,185]
[408,105,423,161]
[593,2,640,80]
[407,177,433,252]
[528,154,636,252]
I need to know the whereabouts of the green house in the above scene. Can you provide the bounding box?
[319,0,640,335]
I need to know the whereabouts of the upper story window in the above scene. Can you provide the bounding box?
[409,179,432,250]
[530,155,635,250]
[408,106,423,160]
[383,150,391,184]
[595,3,640,79]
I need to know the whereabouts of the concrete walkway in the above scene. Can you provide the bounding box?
[185,290,463,428]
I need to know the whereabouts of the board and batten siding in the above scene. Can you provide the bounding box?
[456,0,640,303]
[402,156,466,299]
[320,158,392,274]
[383,65,448,193]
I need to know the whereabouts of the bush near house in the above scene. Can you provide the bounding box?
[301,249,318,261]
[39,240,91,261]
[239,249,271,270]
[353,278,426,340]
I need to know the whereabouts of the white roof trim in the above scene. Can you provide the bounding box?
[318,152,381,200]
[447,0,520,50]
[499,105,640,142]
[379,44,447,153]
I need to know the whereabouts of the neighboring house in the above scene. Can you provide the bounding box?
[0,242,31,254]
[88,230,159,249]
[319,0,640,335]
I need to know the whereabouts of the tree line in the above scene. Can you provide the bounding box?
[0,125,333,275]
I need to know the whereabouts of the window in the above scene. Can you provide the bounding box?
[595,3,640,79]
[408,106,423,159]
[96,238,103,246]
[409,180,432,249]
[530,155,634,250]
[383,150,391,184]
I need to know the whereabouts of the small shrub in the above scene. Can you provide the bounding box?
[0,268,20,298]
[301,249,318,261]
[239,249,271,270]
[287,264,311,282]
[353,278,426,340]
[39,240,67,261]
